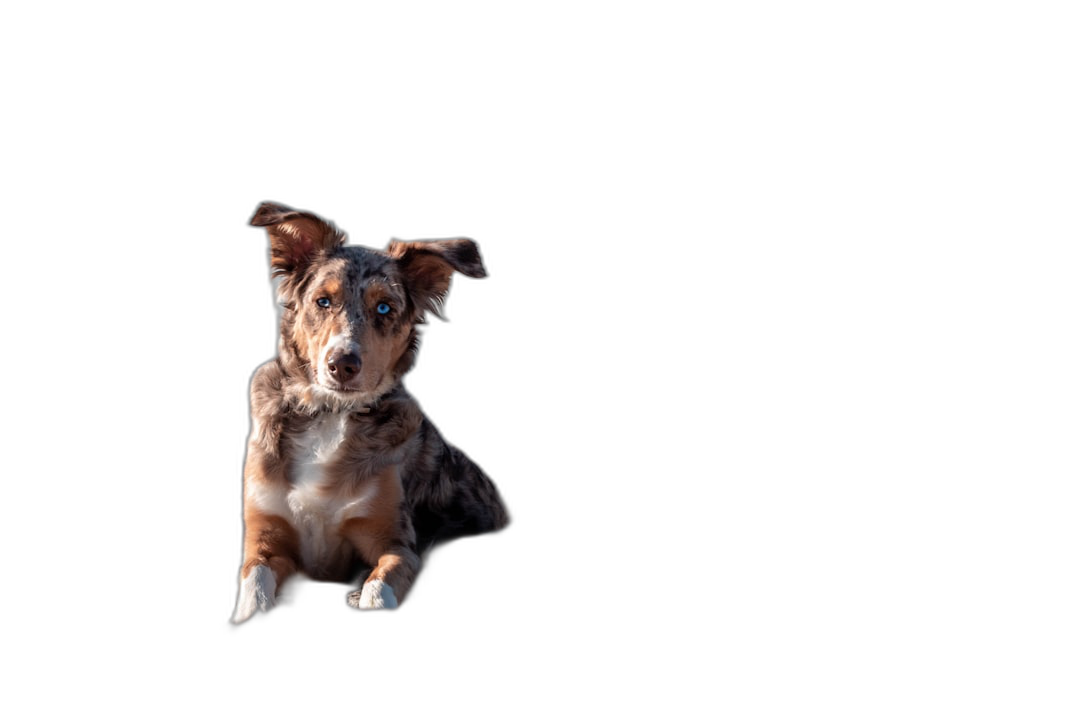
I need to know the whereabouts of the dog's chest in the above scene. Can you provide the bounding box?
[290,412,349,489]
[286,413,374,572]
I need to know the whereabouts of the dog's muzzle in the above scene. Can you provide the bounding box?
[326,348,361,383]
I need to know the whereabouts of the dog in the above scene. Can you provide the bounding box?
[232,201,508,623]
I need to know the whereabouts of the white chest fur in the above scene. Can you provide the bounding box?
[285,413,374,573]
[290,412,349,493]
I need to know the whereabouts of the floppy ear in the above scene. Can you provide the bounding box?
[387,238,486,319]
[249,201,346,277]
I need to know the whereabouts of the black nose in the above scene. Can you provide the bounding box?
[327,351,361,380]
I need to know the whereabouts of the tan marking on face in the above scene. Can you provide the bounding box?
[354,327,411,392]
[291,300,351,380]
[349,281,413,390]
[319,278,342,297]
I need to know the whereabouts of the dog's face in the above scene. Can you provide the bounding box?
[250,202,485,407]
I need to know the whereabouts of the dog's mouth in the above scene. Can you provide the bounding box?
[317,368,387,396]
[323,379,364,394]
[305,372,392,413]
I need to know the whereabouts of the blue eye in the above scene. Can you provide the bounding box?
[376,302,391,315]
[316,297,331,308]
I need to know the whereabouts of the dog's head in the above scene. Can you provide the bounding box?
[250,201,486,408]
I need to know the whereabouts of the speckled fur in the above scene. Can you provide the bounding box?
[232,202,508,623]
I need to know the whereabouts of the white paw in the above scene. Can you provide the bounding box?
[231,565,276,624]
[347,579,398,610]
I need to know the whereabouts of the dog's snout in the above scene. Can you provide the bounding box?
[327,350,361,380]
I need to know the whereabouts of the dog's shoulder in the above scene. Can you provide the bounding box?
[247,358,289,416]
[345,386,425,456]
[246,360,292,459]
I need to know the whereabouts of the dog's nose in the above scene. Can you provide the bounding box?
[327,351,361,380]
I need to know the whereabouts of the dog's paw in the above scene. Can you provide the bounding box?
[347,579,398,610]
[231,565,277,624]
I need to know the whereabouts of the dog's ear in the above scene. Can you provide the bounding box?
[388,238,486,319]
[249,201,346,277]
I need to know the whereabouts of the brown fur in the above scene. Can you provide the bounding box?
[241,512,300,583]
[232,202,508,622]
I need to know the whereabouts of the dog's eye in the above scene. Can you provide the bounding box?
[316,297,331,309]
[376,302,391,315]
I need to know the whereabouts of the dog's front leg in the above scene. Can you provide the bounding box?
[232,510,299,623]
[341,468,420,610]
[345,537,420,609]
